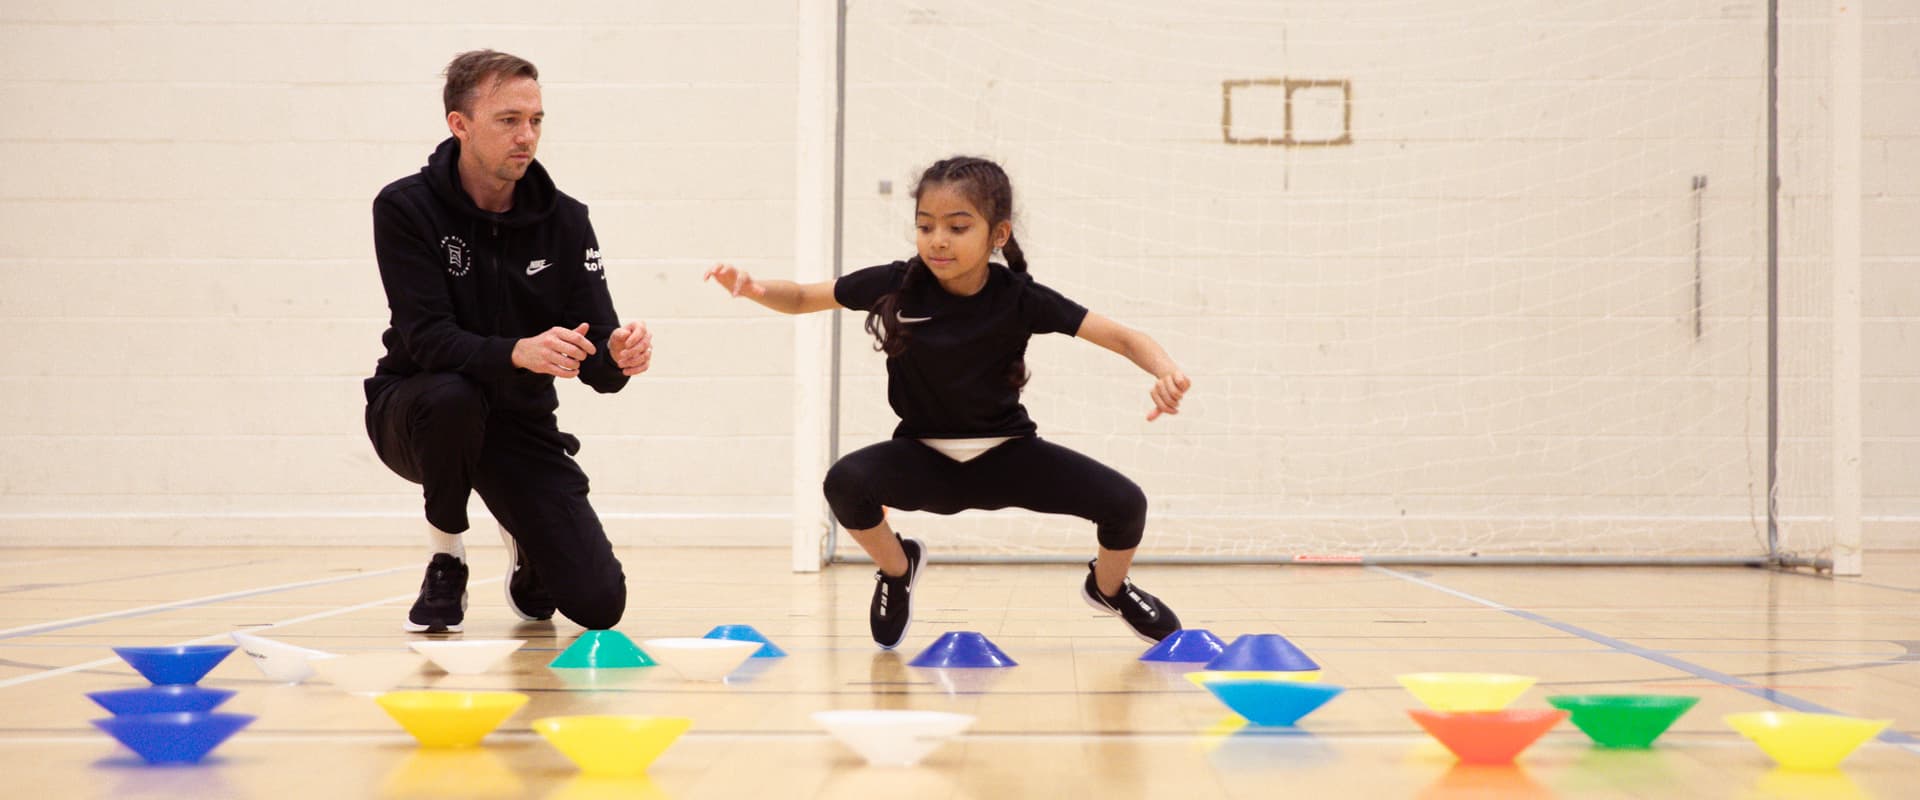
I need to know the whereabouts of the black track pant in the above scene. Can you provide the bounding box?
[365,373,626,629]
[822,436,1148,551]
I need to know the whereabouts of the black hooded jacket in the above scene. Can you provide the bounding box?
[366,137,628,426]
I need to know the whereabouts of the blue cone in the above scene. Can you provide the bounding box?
[1202,680,1345,726]
[1204,634,1318,672]
[1140,629,1227,663]
[703,624,787,658]
[112,645,236,686]
[908,631,1017,668]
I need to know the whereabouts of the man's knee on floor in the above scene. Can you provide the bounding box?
[555,573,627,631]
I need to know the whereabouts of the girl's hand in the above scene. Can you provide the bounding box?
[1147,371,1191,421]
[703,263,766,298]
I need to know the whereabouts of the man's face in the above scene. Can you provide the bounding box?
[449,75,542,183]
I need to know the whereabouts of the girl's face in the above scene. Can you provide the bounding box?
[915,182,1010,295]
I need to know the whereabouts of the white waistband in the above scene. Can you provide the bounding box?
[918,436,1016,463]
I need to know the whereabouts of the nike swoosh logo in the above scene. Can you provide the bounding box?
[896,313,933,324]
[526,259,552,275]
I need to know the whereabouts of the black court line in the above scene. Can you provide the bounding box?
[0,566,413,642]
[0,558,285,595]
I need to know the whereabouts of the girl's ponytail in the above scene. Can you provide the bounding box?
[864,258,922,357]
[1001,232,1027,274]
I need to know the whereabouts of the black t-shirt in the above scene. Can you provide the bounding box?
[835,260,1089,438]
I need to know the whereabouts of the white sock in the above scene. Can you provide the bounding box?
[427,524,466,563]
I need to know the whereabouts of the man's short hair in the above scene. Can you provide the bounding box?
[442,50,539,116]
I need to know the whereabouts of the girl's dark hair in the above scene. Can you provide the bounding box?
[866,156,1031,387]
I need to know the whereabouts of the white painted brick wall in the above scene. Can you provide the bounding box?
[0,2,801,548]
[0,1,1912,554]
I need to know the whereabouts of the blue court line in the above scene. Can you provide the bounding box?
[1371,566,1920,752]
[1837,578,1920,595]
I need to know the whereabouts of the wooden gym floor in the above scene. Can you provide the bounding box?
[1,546,1917,798]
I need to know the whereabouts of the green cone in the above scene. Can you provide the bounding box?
[1547,694,1698,748]
[549,630,655,669]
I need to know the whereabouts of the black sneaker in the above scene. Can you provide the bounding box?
[1080,560,1181,643]
[404,553,469,633]
[499,526,554,622]
[869,536,927,650]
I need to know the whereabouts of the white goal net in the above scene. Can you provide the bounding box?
[822,0,1851,565]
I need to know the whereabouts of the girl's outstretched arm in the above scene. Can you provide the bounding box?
[1075,312,1192,421]
[704,263,839,315]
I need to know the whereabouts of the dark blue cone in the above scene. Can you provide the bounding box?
[1140,629,1228,663]
[703,624,787,658]
[112,645,236,686]
[908,631,1017,668]
[87,686,235,716]
[1204,634,1319,672]
[93,712,255,764]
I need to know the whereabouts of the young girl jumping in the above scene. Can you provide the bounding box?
[705,156,1191,648]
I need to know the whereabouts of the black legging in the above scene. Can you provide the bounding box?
[822,436,1147,551]
[365,372,627,630]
